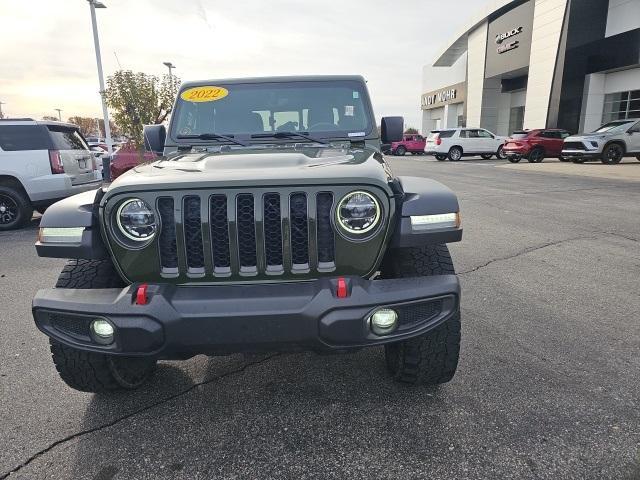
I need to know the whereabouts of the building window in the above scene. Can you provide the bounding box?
[602,90,640,123]
[509,106,525,134]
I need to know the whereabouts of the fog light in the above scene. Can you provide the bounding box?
[90,318,114,344]
[370,308,398,336]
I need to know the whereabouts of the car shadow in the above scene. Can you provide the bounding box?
[68,350,449,479]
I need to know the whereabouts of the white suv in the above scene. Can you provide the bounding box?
[0,119,102,230]
[425,128,507,161]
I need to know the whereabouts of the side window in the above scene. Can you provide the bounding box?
[416,135,425,141]
[478,129,493,138]
[439,130,455,138]
[0,125,52,151]
[468,130,480,138]
[560,131,571,139]
[459,130,468,138]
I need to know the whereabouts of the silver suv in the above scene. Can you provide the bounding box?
[561,119,640,164]
[0,119,102,230]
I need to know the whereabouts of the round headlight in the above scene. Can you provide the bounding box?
[116,198,157,242]
[336,191,381,234]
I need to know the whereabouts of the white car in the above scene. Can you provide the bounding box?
[0,119,102,230]
[425,128,507,161]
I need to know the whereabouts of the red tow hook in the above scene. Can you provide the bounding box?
[336,277,349,298]
[135,283,149,305]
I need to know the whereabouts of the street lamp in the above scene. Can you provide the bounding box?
[54,108,62,121]
[163,61,176,92]
[87,0,113,155]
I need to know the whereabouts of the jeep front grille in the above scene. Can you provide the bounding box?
[158,191,335,278]
[105,186,390,284]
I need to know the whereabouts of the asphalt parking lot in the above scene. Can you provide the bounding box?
[1,156,639,480]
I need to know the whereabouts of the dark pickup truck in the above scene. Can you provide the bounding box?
[33,75,463,392]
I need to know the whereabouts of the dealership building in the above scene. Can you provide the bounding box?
[421,0,640,136]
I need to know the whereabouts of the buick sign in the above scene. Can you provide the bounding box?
[495,26,523,44]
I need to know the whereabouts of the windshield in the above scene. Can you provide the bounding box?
[592,120,635,134]
[171,80,374,143]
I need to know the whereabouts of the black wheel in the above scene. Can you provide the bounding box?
[636,155,640,161]
[0,186,33,231]
[50,259,156,392]
[447,146,463,161]
[395,146,407,156]
[507,157,521,163]
[527,147,545,163]
[601,143,624,164]
[435,154,447,161]
[380,245,461,385]
[496,145,507,159]
[480,154,493,160]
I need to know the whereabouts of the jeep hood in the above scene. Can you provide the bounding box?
[105,146,394,195]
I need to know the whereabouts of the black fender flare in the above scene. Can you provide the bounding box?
[35,188,108,259]
[390,176,462,248]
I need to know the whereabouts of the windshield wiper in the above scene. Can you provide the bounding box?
[251,131,328,145]
[177,133,247,146]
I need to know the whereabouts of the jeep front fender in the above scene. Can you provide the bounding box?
[35,189,108,259]
[390,176,462,247]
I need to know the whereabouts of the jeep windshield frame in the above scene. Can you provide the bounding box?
[169,78,376,146]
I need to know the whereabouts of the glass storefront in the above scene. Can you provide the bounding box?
[602,90,640,123]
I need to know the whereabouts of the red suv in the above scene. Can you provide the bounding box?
[109,143,157,180]
[503,129,571,163]
[390,134,426,156]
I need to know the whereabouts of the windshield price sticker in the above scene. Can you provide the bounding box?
[180,86,229,103]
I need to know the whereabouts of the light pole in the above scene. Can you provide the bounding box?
[0,101,5,119]
[54,108,62,121]
[163,61,175,92]
[87,0,113,155]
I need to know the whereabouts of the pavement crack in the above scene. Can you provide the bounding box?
[0,353,280,480]
[458,235,598,275]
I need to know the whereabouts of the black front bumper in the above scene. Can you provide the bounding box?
[33,275,460,358]
[560,150,600,160]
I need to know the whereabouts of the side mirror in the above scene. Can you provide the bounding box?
[143,124,166,155]
[381,116,404,144]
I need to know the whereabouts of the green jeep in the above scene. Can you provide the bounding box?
[33,76,463,392]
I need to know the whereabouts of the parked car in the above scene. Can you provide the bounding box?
[33,75,464,392]
[425,128,507,161]
[561,119,640,164]
[390,134,426,156]
[503,129,571,163]
[0,119,102,230]
[109,143,157,180]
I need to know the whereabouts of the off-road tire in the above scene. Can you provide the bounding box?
[527,147,545,163]
[55,259,125,289]
[50,259,156,392]
[0,185,33,231]
[50,340,156,392]
[601,143,624,165]
[380,244,461,385]
[480,154,493,160]
[395,146,407,156]
[448,146,463,161]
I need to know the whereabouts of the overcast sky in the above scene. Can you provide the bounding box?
[0,0,480,129]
